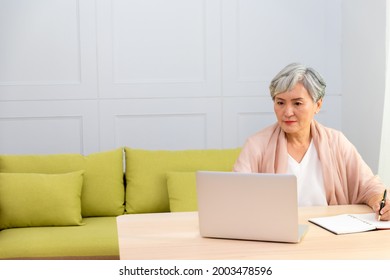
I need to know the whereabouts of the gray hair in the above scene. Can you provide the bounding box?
[269,63,326,102]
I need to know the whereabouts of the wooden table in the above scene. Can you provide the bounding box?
[116,205,390,259]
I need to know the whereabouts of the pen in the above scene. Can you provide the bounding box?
[378,189,387,221]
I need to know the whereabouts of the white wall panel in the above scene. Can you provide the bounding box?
[314,96,342,131]
[97,0,221,98]
[0,0,97,100]
[342,0,386,173]
[0,101,99,154]
[0,0,345,155]
[222,0,341,97]
[223,96,341,148]
[223,97,275,148]
[99,99,222,150]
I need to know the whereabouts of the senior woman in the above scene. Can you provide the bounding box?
[233,62,389,220]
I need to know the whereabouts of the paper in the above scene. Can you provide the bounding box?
[309,213,390,235]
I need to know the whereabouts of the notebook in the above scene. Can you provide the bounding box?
[196,171,308,243]
[309,213,390,235]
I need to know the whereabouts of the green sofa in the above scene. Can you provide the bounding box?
[0,147,240,259]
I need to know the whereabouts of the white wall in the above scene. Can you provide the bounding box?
[378,0,390,186]
[341,0,387,174]
[1,0,342,155]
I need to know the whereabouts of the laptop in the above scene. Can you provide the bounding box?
[196,171,308,243]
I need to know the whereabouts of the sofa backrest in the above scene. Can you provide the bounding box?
[124,147,241,214]
[0,148,125,217]
[0,147,242,217]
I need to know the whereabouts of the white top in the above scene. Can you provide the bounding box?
[287,140,327,206]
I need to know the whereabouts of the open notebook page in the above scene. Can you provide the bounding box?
[309,213,390,235]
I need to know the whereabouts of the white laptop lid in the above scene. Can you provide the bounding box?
[196,171,308,243]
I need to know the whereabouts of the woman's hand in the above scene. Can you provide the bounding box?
[371,193,390,221]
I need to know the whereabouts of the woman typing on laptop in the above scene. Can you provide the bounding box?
[233,63,389,221]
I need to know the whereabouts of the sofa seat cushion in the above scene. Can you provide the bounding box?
[0,217,119,260]
[0,148,125,217]
[124,147,241,213]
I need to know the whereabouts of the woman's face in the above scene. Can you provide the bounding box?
[273,83,322,138]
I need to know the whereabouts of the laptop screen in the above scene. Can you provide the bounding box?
[196,171,306,243]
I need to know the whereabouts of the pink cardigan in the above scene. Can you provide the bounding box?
[233,120,385,205]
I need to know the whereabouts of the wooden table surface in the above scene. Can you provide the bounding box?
[117,205,390,260]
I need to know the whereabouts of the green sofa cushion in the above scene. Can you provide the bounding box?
[0,171,84,230]
[0,148,125,217]
[124,147,241,213]
[166,172,197,212]
[0,217,119,260]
